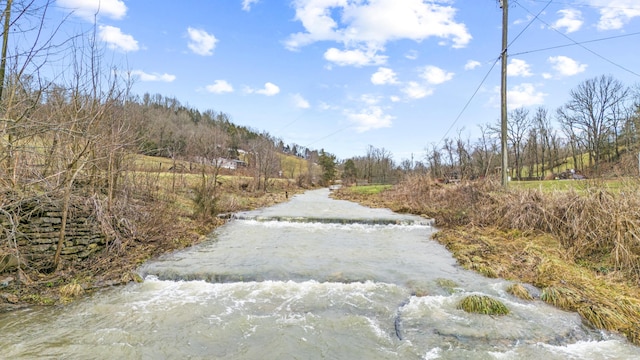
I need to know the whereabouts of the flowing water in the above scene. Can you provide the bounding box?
[1,189,638,359]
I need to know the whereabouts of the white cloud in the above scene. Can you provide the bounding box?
[513,15,533,26]
[548,55,587,77]
[589,0,640,30]
[324,48,387,67]
[206,80,234,94]
[507,58,533,77]
[464,60,481,70]
[130,70,175,82]
[56,0,126,21]
[390,95,401,102]
[187,27,217,56]
[246,82,280,96]
[371,67,399,85]
[402,81,433,100]
[554,9,583,33]
[286,0,471,66]
[292,93,310,108]
[98,25,139,52]
[242,0,260,11]
[507,83,546,108]
[345,106,394,132]
[405,50,418,60]
[360,94,382,105]
[420,65,454,85]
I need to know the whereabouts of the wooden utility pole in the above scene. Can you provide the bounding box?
[0,0,13,102]
[500,0,509,187]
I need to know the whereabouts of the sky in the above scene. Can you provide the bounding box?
[49,0,640,162]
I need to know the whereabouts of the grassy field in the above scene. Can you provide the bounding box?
[509,178,637,192]
[348,184,393,195]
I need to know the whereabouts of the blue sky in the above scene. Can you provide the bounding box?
[52,0,640,162]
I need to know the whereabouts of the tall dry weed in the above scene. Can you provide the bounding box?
[386,175,640,281]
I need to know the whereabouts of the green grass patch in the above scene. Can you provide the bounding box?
[457,295,510,315]
[347,184,392,195]
[509,179,633,192]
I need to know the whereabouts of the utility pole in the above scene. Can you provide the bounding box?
[0,0,13,102]
[500,0,509,187]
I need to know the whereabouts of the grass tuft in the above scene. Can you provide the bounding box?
[59,282,85,299]
[507,283,533,301]
[457,295,510,315]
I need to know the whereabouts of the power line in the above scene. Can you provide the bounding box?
[304,124,354,148]
[437,56,502,147]
[515,0,640,78]
[527,0,640,11]
[510,31,640,56]
[509,0,552,47]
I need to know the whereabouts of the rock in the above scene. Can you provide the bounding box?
[0,276,14,287]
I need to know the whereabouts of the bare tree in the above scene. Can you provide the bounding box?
[248,133,280,191]
[186,123,230,217]
[557,75,628,173]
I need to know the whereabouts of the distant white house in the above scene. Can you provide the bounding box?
[216,158,247,170]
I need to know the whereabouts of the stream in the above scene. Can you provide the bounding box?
[0,189,638,359]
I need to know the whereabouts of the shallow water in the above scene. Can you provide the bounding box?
[1,189,638,359]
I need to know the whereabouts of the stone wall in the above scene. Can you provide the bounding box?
[1,197,106,272]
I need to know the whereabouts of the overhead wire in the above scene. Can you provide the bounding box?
[304,124,355,148]
[436,56,501,148]
[526,0,640,11]
[435,0,551,147]
[514,0,640,78]
[510,31,640,56]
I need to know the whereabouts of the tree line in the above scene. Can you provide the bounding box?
[342,75,640,183]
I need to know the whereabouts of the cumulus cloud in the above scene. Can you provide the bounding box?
[324,48,387,67]
[371,67,399,85]
[246,82,280,96]
[464,60,481,70]
[292,93,310,108]
[554,9,583,33]
[345,106,394,132]
[420,65,454,85]
[589,0,640,30]
[285,0,471,66]
[242,0,260,11]
[98,25,139,52]
[402,81,433,100]
[130,70,175,82]
[206,80,234,94]
[548,55,587,77]
[56,0,126,21]
[187,27,217,56]
[507,59,533,77]
[507,83,546,108]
